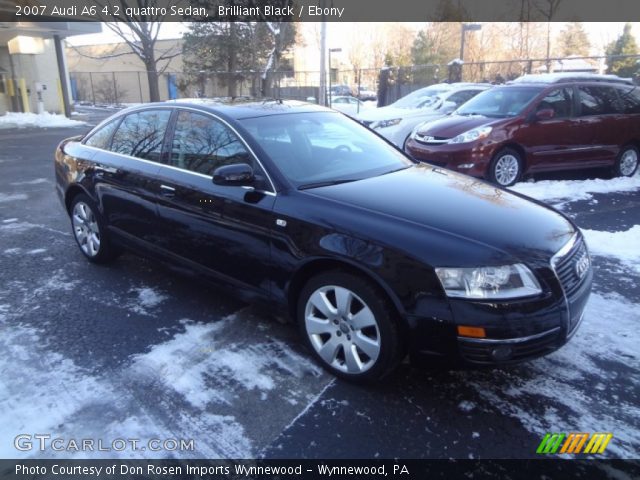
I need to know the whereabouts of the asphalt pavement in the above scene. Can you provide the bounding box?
[0,115,638,464]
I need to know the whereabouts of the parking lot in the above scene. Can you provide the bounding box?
[0,116,639,462]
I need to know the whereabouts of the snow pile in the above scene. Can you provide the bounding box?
[583,226,640,273]
[0,112,85,129]
[511,175,640,202]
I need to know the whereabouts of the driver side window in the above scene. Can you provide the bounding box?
[170,111,253,176]
[537,88,573,118]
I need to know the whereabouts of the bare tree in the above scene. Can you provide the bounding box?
[95,1,182,102]
[532,0,564,70]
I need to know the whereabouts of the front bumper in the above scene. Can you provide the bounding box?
[408,240,593,367]
[404,137,497,179]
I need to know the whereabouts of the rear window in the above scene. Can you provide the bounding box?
[84,120,120,150]
[577,86,622,116]
[110,110,171,162]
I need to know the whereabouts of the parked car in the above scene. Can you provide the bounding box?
[330,95,372,118]
[358,83,491,148]
[357,86,377,101]
[329,84,354,97]
[55,100,592,381]
[405,73,640,186]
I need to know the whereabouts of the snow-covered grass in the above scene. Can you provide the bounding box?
[0,112,85,129]
[511,174,640,203]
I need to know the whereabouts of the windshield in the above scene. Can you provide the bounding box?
[392,86,450,109]
[456,87,543,118]
[240,112,414,188]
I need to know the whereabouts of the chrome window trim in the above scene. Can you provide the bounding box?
[81,105,277,196]
[457,326,561,344]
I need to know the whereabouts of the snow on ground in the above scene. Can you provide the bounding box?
[457,292,640,458]
[0,193,28,203]
[128,287,169,315]
[0,112,85,129]
[583,226,640,274]
[511,175,640,203]
[10,178,50,186]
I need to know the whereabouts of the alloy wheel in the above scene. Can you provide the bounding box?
[494,154,520,186]
[72,201,101,257]
[304,285,381,374]
[619,148,638,176]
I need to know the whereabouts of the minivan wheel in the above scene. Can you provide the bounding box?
[489,148,523,187]
[613,145,639,177]
[298,271,403,382]
[70,194,118,264]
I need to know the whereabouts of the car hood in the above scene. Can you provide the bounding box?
[357,106,435,122]
[305,164,575,267]
[415,114,504,138]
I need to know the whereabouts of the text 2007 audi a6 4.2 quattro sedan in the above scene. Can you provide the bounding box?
[54,100,592,382]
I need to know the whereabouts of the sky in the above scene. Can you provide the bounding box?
[67,22,639,56]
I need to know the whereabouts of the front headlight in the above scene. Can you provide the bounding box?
[448,126,492,144]
[371,118,402,129]
[435,264,541,299]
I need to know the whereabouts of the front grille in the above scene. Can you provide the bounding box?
[414,133,450,145]
[458,328,561,364]
[554,238,589,297]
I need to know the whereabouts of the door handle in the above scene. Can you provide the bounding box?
[160,184,176,197]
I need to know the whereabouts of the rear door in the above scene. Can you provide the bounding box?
[575,85,625,165]
[154,109,276,292]
[89,108,171,245]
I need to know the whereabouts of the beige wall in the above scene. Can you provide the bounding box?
[0,41,66,115]
[66,39,183,103]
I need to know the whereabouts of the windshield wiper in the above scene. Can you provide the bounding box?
[298,178,359,190]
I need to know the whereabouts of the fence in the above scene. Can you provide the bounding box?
[69,54,640,108]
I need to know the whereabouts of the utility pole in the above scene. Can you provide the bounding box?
[319,12,327,106]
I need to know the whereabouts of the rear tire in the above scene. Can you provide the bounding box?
[69,193,119,264]
[612,145,639,177]
[298,271,404,382]
[489,148,523,187]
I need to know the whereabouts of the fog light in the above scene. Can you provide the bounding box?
[491,345,513,361]
[458,163,475,169]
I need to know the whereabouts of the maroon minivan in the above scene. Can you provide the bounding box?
[405,74,640,186]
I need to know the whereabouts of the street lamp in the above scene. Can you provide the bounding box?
[459,23,482,62]
[328,47,342,107]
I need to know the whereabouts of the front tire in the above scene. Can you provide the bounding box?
[298,271,404,382]
[489,148,523,187]
[70,194,119,264]
[613,145,639,177]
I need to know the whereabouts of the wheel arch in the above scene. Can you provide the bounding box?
[286,257,406,325]
[64,184,92,215]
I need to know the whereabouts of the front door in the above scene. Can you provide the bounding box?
[154,109,276,293]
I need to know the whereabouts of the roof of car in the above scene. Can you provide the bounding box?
[510,73,635,86]
[130,99,332,120]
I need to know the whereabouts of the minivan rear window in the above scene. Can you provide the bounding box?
[456,87,542,118]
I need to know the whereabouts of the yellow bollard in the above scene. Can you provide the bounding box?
[19,78,30,113]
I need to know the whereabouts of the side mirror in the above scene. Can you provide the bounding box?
[441,100,457,113]
[535,108,555,121]
[212,163,254,186]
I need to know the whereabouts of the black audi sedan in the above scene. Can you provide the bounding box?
[54,100,592,381]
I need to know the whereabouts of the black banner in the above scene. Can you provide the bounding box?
[1,459,640,480]
[1,0,640,22]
